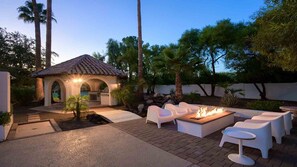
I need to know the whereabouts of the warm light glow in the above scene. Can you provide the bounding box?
[196,107,224,118]
[72,78,83,83]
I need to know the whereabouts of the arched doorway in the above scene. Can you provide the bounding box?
[80,82,91,96]
[80,79,109,105]
[50,80,66,104]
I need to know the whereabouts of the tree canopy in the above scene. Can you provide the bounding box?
[252,0,297,71]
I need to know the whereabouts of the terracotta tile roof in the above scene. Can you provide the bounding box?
[32,54,126,77]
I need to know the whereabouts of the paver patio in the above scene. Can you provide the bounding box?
[111,118,297,167]
[2,112,297,167]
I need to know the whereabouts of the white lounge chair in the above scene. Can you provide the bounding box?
[261,111,293,135]
[146,105,175,128]
[164,104,189,118]
[245,115,285,144]
[178,102,200,113]
[219,122,272,159]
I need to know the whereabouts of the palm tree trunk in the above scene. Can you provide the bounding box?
[45,0,52,68]
[137,0,144,98]
[32,0,44,101]
[175,70,183,100]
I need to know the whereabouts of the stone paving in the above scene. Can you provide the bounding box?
[111,118,297,167]
[0,125,191,167]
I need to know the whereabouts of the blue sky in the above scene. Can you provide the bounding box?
[0,0,264,71]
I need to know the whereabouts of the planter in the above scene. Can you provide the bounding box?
[0,125,4,141]
[0,115,13,141]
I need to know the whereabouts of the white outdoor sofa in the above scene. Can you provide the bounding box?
[164,103,189,118]
[220,121,272,159]
[146,105,176,128]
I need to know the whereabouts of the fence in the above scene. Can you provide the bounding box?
[153,83,297,101]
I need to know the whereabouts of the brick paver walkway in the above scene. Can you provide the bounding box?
[111,118,297,167]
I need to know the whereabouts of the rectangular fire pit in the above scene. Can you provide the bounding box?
[176,111,234,138]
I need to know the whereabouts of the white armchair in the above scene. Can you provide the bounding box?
[178,102,200,113]
[164,104,189,118]
[245,115,285,144]
[146,105,175,128]
[219,122,272,159]
[261,111,293,135]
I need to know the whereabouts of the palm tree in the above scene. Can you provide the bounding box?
[92,52,105,61]
[137,0,144,97]
[45,0,52,68]
[17,0,46,101]
[162,45,198,100]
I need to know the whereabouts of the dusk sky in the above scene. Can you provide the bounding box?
[1,0,264,71]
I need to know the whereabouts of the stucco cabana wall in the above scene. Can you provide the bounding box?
[44,74,119,106]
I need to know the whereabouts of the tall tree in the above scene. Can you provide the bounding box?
[252,0,297,71]
[200,19,236,96]
[106,39,121,69]
[0,28,36,86]
[45,0,52,68]
[143,44,166,94]
[137,0,144,97]
[17,0,46,101]
[178,29,208,95]
[226,22,297,100]
[119,36,138,80]
[106,36,140,80]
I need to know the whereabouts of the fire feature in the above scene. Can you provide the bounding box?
[176,109,235,138]
[192,107,225,120]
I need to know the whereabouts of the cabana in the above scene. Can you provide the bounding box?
[32,54,126,106]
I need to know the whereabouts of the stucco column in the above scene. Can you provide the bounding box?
[44,78,51,106]
[109,83,119,106]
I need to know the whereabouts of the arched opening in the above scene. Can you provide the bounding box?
[80,79,109,106]
[80,82,91,96]
[50,80,66,104]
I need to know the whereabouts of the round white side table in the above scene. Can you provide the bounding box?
[224,130,256,166]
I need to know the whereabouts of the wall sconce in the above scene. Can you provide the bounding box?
[73,78,83,83]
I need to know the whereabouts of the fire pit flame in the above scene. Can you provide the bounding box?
[195,107,224,118]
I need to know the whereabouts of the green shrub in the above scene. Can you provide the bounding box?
[182,92,200,103]
[220,94,239,107]
[111,85,135,109]
[246,101,282,111]
[11,87,35,106]
[170,88,175,95]
[64,95,89,120]
[0,112,11,126]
